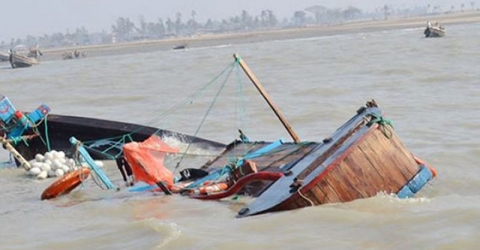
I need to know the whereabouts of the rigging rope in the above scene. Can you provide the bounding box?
[366,113,394,138]
[174,62,236,170]
[75,61,239,160]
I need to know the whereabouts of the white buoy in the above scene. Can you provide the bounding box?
[47,170,56,178]
[52,159,63,170]
[55,169,65,177]
[44,152,54,161]
[28,167,41,176]
[40,163,51,172]
[37,171,48,179]
[31,162,43,169]
[57,151,66,159]
[44,159,52,166]
[35,154,45,162]
[61,165,70,173]
[66,158,76,168]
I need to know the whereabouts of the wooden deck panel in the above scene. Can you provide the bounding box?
[202,142,318,171]
[253,144,318,171]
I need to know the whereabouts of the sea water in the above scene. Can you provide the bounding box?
[1,22,480,249]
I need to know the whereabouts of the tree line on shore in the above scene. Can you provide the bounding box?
[0,3,477,51]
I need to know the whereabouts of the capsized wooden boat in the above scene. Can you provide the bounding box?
[0,95,225,164]
[36,54,436,216]
[119,54,436,217]
[235,100,436,217]
[178,101,435,218]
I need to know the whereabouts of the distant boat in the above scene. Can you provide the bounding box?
[62,50,87,60]
[173,44,187,50]
[424,22,445,38]
[8,45,42,68]
[0,51,9,62]
[9,52,39,68]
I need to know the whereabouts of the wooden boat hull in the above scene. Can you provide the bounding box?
[237,101,434,217]
[0,95,225,166]
[10,53,39,68]
[12,114,226,163]
[0,52,9,62]
[424,27,445,37]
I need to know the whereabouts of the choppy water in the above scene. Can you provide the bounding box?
[1,22,480,249]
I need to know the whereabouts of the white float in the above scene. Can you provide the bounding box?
[25,150,88,179]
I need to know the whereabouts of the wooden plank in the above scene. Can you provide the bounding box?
[356,132,405,190]
[318,178,342,203]
[369,129,416,186]
[234,53,301,143]
[321,165,359,202]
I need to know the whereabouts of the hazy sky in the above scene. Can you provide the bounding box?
[0,0,469,42]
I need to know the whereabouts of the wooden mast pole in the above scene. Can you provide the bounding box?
[233,53,301,143]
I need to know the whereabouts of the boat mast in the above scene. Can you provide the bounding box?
[233,53,301,143]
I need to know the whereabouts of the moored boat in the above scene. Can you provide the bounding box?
[9,52,39,68]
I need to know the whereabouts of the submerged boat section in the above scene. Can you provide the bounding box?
[236,100,435,217]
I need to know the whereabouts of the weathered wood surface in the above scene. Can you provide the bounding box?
[237,105,424,217]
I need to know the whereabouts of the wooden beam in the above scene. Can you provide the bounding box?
[0,136,31,170]
[233,53,301,143]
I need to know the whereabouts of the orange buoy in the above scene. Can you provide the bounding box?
[198,182,229,194]
[41,167,90,200]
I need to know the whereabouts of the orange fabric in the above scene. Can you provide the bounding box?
[123,135,179,187]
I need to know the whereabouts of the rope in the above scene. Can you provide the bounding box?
[297,189,315,206]
[174,63,236,170]
[31,115,51,151]
[366,113,394,138]
[77,61,238,161]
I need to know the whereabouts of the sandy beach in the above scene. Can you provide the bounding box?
[41,11,480,61]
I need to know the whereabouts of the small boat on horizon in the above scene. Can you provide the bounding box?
[0,51,9,62]
[424,21,445,38]
[173,44,187,50]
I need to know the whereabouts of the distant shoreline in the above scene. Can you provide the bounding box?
[40,11,480,62]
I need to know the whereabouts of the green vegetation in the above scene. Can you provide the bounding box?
[0,3,477,50]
